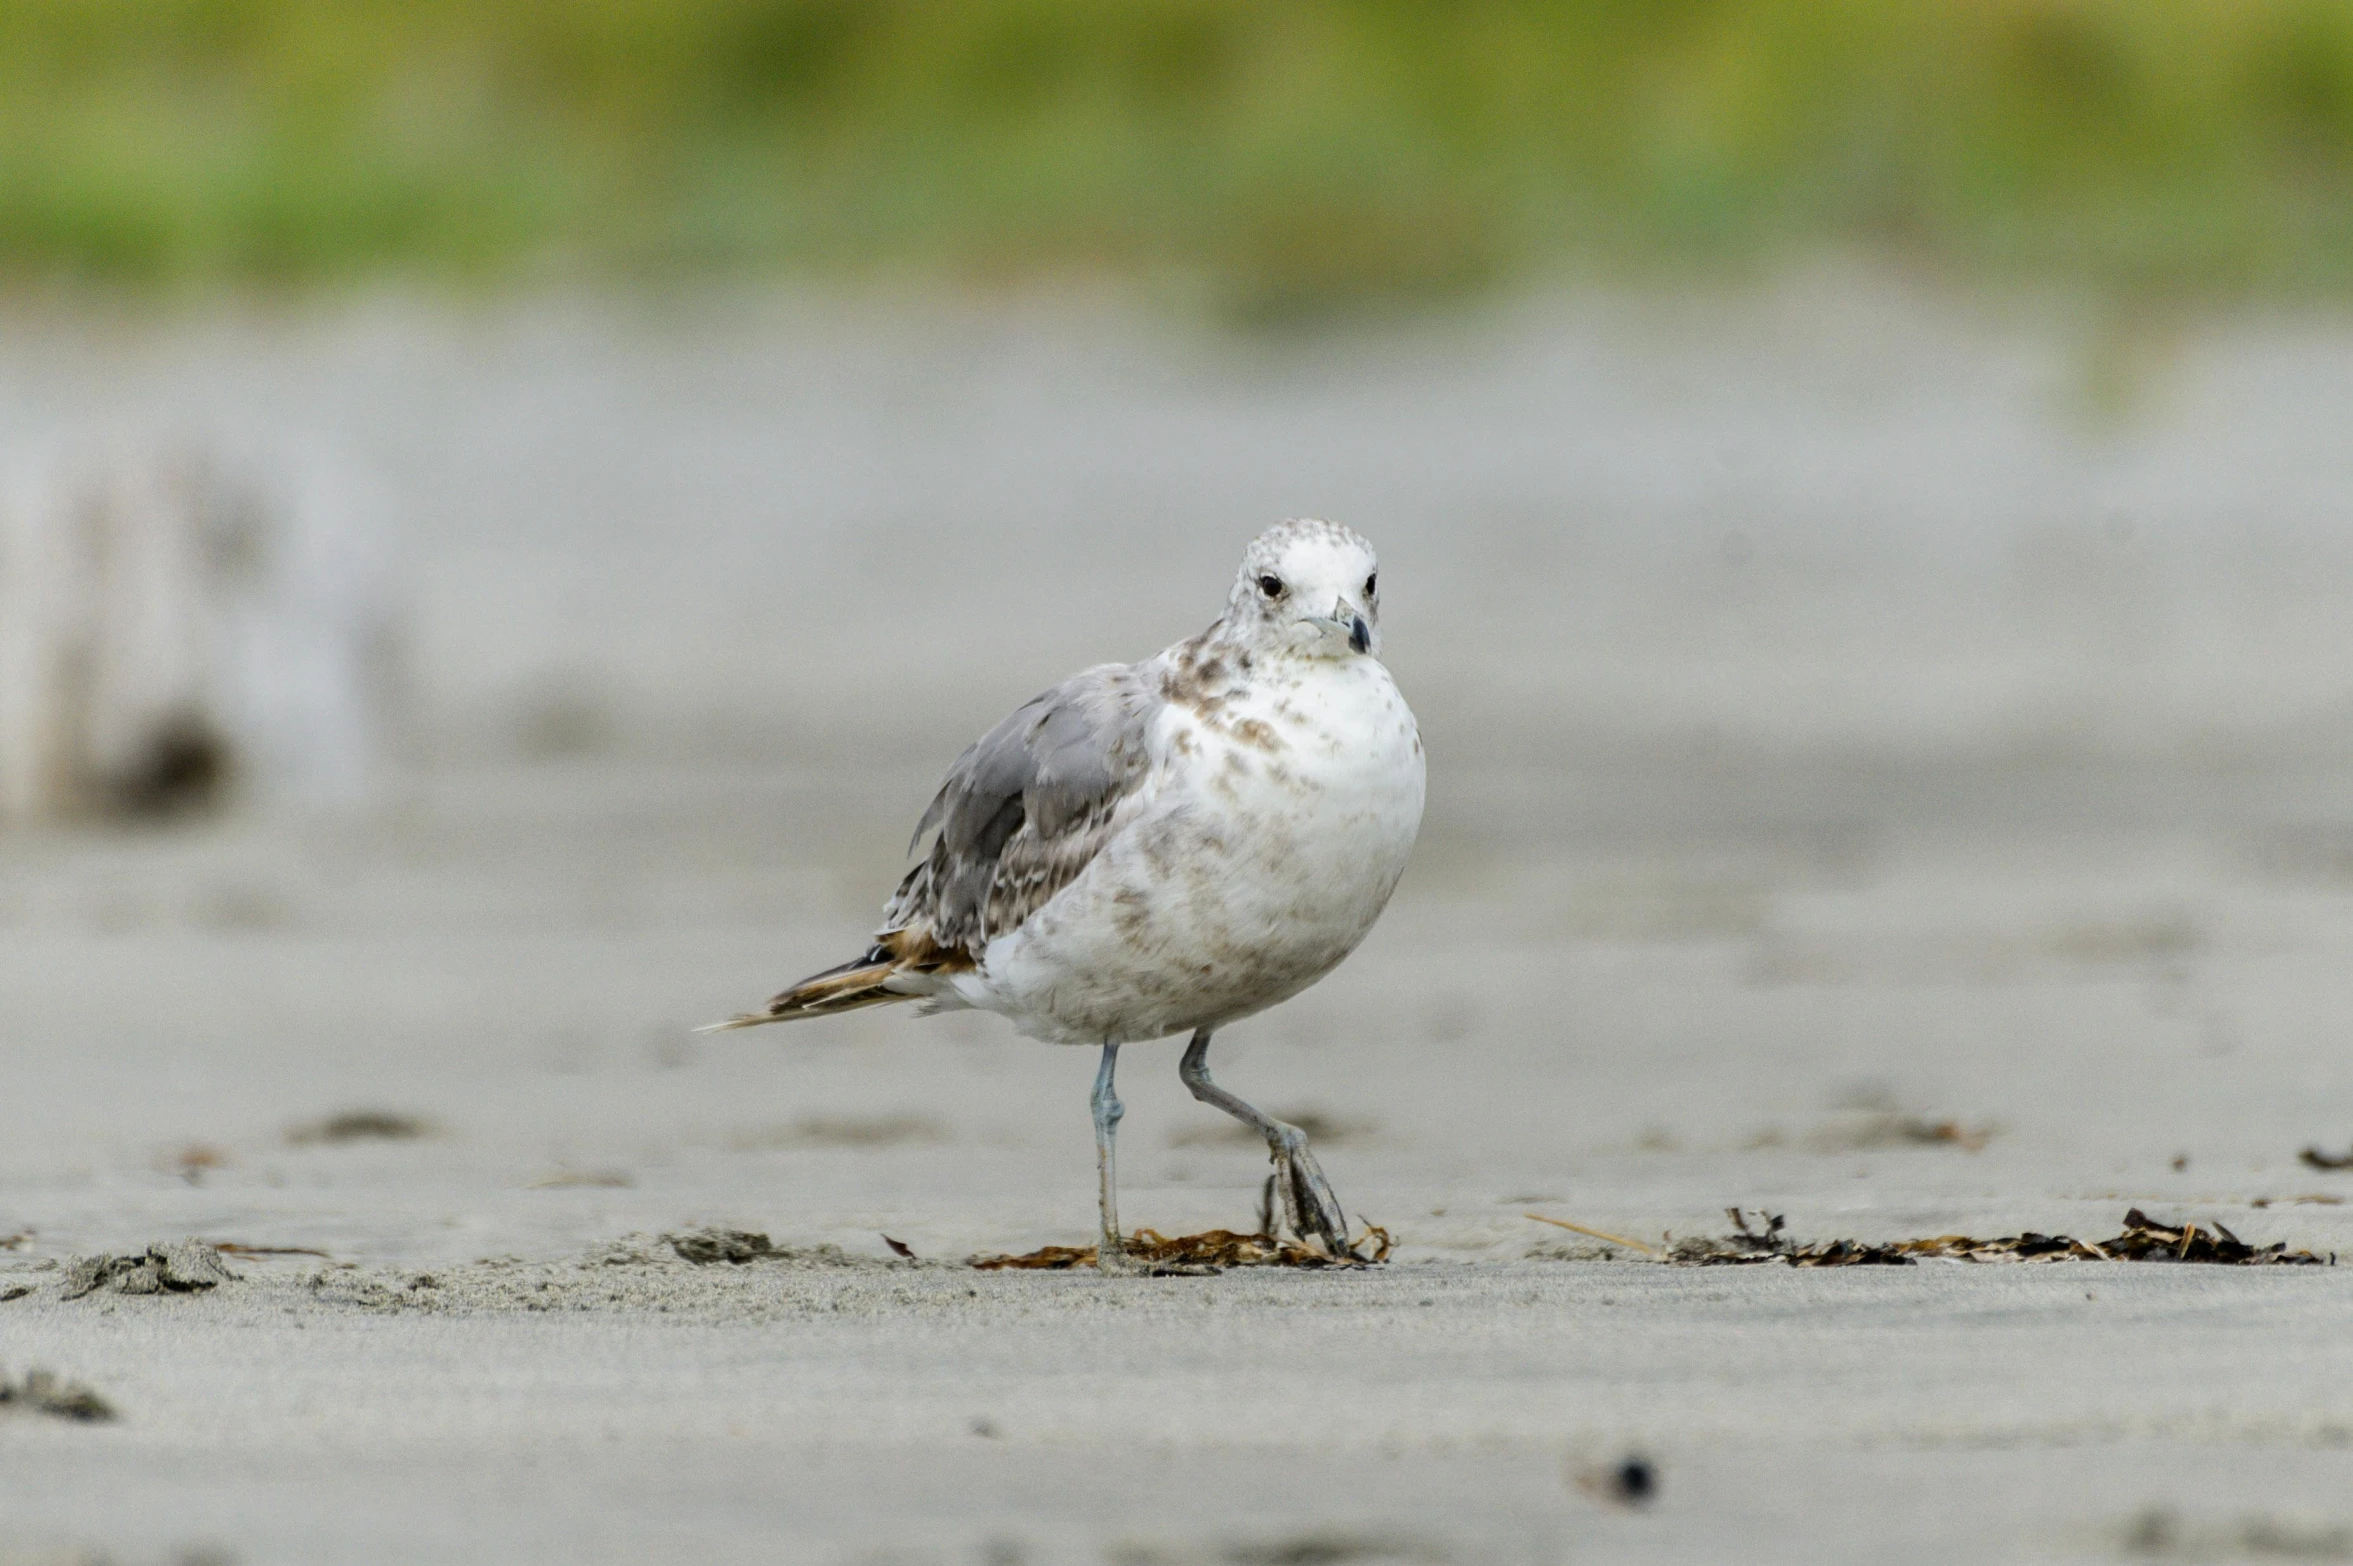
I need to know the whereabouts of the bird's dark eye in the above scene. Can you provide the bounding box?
[1363,573,1377,598]
[1257,574,1285,599]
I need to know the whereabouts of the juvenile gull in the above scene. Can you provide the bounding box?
[708,520,1425,1269]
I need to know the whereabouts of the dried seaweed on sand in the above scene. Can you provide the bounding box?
[1661,1207,2328,1267]
[1528,1207,2330,1268]
[972,1225,1392,1272]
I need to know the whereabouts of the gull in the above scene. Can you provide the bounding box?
[707,520,1424,1270]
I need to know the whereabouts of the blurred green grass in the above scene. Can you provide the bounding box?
[6,0,2353,308]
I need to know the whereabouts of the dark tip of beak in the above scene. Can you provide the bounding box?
[1348,616,1371,655]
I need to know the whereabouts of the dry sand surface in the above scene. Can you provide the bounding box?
[8,279,2353,1562]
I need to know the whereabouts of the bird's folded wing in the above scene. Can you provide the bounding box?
[882,662,1163,960]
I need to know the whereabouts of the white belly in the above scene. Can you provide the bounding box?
[968,657,1426,1044]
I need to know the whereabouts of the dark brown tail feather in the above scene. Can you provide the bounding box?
[698,950,914,1032]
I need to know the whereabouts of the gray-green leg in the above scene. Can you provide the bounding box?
[1091,1042,1132,1273]
[1178,1029,1351,1253]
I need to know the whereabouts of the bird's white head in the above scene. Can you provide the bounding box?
[1224,519,1382,660]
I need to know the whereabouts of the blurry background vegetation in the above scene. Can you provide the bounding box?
[6,0,2353,312]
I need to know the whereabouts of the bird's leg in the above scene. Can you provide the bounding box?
[1179,1029,1352,1255]
[1091,1042,1134,1273]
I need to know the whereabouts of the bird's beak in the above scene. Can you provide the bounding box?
[1302,601,1374,655]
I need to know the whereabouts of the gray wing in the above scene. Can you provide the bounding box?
[880,662,1161,960]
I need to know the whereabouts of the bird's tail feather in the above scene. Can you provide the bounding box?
[698,947,916,1032]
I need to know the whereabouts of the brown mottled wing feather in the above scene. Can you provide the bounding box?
[700,661,1165,1031]
[882,662,1161,959]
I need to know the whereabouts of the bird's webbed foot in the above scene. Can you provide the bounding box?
[1263,1121,1353,1257]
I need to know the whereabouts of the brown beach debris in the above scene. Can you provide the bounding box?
[1524,1213,1664,1258]
[972,1242,1098,1271]
[0,1366,115,1422]
[168,1144,229,1184]
[0,1229,29,1250]
[1651,1208,2327,1268]
[1810,1114,1995,1153]
[1912,1119,1994,1151]
[2300,1145,2353,1171]
[59,1241,239,1299]
[972,1225,1392,1272]
[2089,1210,2325,1264]
[881,1235,916,1259]
[1670,1208,1916,1266]
[289,1110,430,1145]
[208,1242,332,1258]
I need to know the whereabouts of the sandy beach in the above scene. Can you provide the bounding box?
[8,281,2353,1563]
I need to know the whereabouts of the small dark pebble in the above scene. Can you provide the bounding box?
[1576,1451,1659,1509]
[1613,1456,1657,1506]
